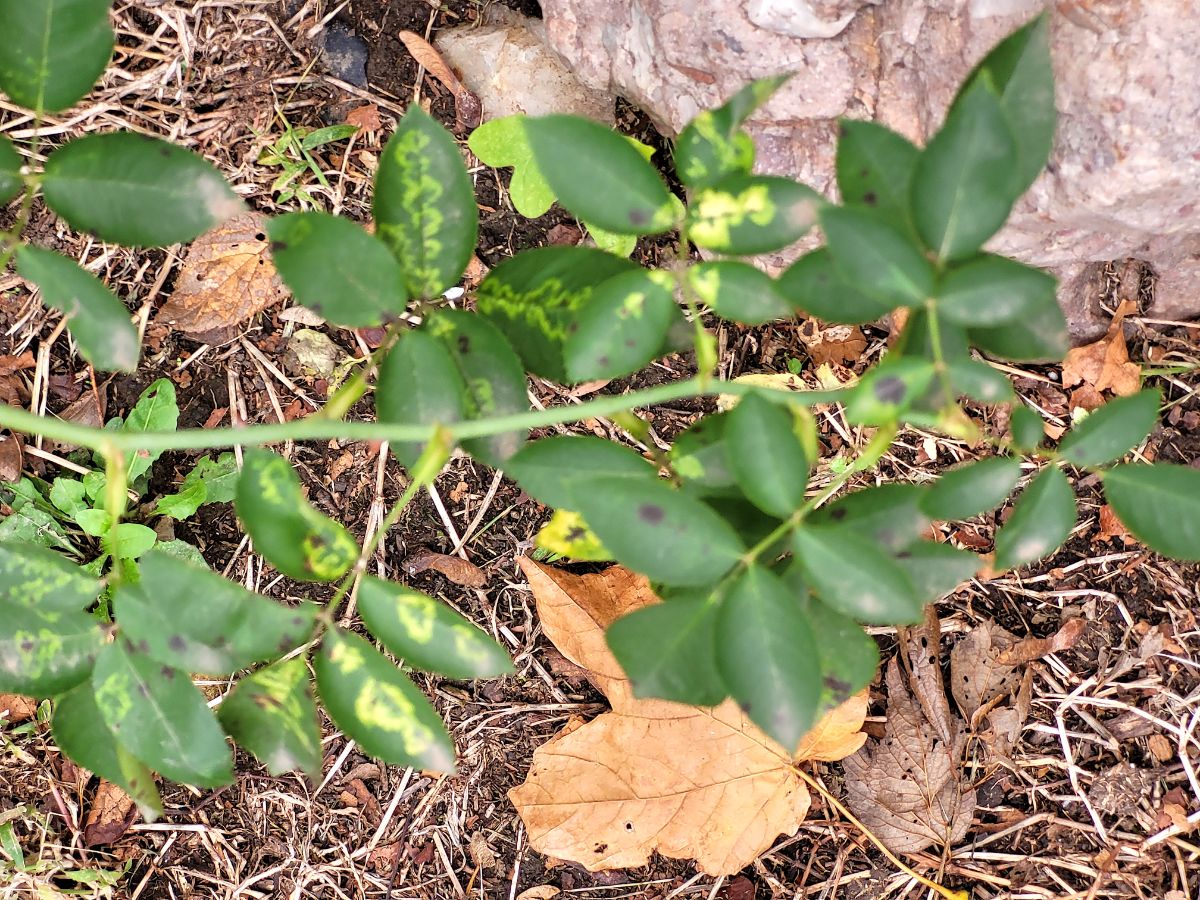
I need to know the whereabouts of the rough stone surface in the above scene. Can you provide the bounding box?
[436,12,614,125]
[540,0,1200,340]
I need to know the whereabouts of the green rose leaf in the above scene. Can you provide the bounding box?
[993,466,1076,570]
[15,246,138,373]
[1058,389,1160,468]
[0,0,114,113]
[91,640,233,787]
[234,449,358,583]
[428,310,528,467]
[717,565,820,749]
[374,106,477,298]
[810,483,931,553]
[937,255,1058,327]
[375,329,466,468]
[475,246,635,382]
[835,120,919,233]
[268,212,407,327]
[525,115,677,235]
[820,206,935,306]
[1010,404,1045,451]
[967,290,1069,363]
[156,452,238,520]
[844,358,937,426]
[778,563,880,713]
[775,248,894,326]
[960,13,1055,193]
[669,412,739,498]
[792,525,922,624]
[114,550,317,675]
[913,79,1020,263]
[0,600,103,695]
[0,542,101,612]
[687,261,792,326]
[107,522,158,560]
[724,392,810,517]
[946,358,1015,404]
[0,135,22,204]
[358,576,513,680]
[688,174,821,255]
[314,628,456,771]
[122,377,178,482]
[506,436,657,510]
[467,116,555,217]
[1103,463,1200,561]
[52,683,163,821]
[217,657,322,780]
[606,591,726,707]
[42,133,241,246]
[893,541,980,604]
[565,269,682,382]
[573,477,744,587]
[922,456,1022,521]
[674,75,790,188]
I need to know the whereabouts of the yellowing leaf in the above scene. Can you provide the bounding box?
[535,509,611,561]
[509,559,867,876]
[156,212,286,337]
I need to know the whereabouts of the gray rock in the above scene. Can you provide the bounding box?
[435,12,614,124]
[541,0,1200,340]
[317,20,368,88]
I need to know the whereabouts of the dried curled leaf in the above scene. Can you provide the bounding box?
[403,549,487,588]
[83,780,139,846]
[509,559,867,876]
[1061,299,1140,398]
[156,212,286,337]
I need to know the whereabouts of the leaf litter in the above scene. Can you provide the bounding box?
[510,559,867,876]
[155,211,286,339]
[843,609,976,855]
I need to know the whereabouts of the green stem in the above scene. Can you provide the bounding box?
[0,377,847,455]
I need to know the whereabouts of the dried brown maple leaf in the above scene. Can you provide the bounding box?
[509,559,867,876]
[345,103,382,135]
[1062,299,1140,398]
[843,612,976,855]
[156,212,286,337]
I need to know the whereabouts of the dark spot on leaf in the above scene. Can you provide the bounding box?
[739,700,752,714]
[624,338,637,348]
[830,507,847,521]
[279,636,294,652]
[159,147,171,158]
[291,616,305,627]
[567,322,579,334]
[594,843,608,853]
[137,683,149,697]
[597,355,610,368]
[254,232,266,241]
[859,167,870,177]
[823,674,851,697]
[628,208,649,226]
[270,240,288,253]
[159,666,176,680]
[168,635,186,652]
[19,639,33,652]
[638,504,665,525]
[896,550,912,560]
[252,693,283,710]
[137,640,150,654]
[862,191,878,206]
[565,526,587,542]
[625,822,634,831]
[873,376,906,405]
[457,335,470,354]
[839,124,849,138]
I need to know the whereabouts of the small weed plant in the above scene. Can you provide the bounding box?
[0,1,1196,820]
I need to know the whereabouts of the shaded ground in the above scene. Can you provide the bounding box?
[1,2,1199,899]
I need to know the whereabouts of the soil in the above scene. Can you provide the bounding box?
[1,2,1199,900]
